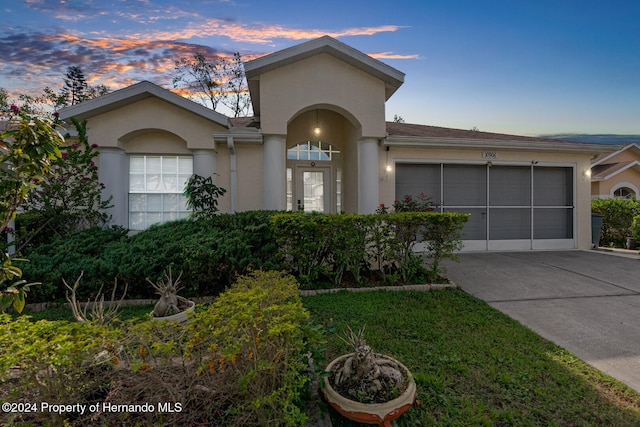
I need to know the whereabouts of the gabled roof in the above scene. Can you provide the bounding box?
[244,35,405,116]
[591,160,640,181]
[591,143,640,166]
[384,122,615,154]
[58,80,230,128]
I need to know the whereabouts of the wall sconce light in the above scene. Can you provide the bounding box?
[385,146,392,173]
[585,169,592,178]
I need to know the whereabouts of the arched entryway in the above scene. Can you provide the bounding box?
[286,108,357,213]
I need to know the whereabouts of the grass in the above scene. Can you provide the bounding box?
[303,288,640,426]
[15,289,640,426]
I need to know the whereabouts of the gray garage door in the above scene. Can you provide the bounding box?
[396,163,575,251]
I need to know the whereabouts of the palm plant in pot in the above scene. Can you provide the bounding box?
[147,267,195,323]
[322,326,416,426]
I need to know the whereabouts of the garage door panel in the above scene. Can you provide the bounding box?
[489,208,531,240]
[444,165,485,206]
[489,166,531,206]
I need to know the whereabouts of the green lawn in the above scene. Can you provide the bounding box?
[303,289,640,426]
[16,288,640,426]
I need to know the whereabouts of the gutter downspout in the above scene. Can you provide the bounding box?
[227,135,237,213]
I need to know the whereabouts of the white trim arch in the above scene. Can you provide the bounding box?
[611,182,639,199]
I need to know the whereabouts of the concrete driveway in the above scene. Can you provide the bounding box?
[443,250,640,393]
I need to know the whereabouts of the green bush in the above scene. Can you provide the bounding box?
[185,270,310,426]
[22,211,282,302]
[271,212,468,287]
[21,226,128,302]
[0,314,122,426]
[591,198,640,247]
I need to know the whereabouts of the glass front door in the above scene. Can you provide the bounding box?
[295,166,331,213]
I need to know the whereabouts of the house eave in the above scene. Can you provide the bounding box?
[58,81,231,128]
[245,36,405,116]
[383,136,616,154]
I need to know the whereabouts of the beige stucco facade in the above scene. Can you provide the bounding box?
[59,35,612,251]
[591,144,640,199]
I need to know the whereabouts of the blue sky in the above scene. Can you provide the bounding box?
[1,0,639,136]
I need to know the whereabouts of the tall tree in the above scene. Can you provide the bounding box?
[61,66,89,106]
[173,52,252,117]
[219,52,252,118]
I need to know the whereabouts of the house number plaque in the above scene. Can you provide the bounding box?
[482,152,498,160]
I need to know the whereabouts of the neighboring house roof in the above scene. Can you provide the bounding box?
[591,143,640,166]
[58,80,231,128]
[244,35,405,117]
[384,122,615,154]
[591,160,640,181]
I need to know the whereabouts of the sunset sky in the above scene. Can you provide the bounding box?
[1,0,639,137]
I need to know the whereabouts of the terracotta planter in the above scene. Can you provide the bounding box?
[322,353,416,427]
[150,298,195,324]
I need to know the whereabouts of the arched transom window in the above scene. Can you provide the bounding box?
[287,141,341,161]
[613,186,636,199]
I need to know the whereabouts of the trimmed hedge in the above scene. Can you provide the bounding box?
[271,211,468,288]
[21,210,468,302]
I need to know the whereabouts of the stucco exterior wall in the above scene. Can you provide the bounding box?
[87,97,224,150]
[596,168,640,198]
[234,144,264,211]
[259,53,386,138]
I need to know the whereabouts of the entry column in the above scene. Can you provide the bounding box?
[358,137,380,213]
[192,149,217,180]
[99,147,128,228]
[263,134,286,210]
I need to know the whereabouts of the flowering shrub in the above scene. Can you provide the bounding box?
[18,118,112,250]
[0,105,63,312]
[380,192,439,213]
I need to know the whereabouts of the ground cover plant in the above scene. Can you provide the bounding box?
[304,289,640,426]
[0,271,310,426]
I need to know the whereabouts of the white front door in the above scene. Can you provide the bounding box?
[295,166,332,213]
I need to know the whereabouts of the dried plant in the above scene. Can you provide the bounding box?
[331,325,407,403]
[146,267,187,317]
[63,271,128,325]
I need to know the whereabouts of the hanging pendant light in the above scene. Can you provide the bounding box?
[313,109,321,137]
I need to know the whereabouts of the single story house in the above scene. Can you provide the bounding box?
[591,143,640,199]
[59,35,613,251]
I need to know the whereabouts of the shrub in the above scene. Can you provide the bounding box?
[98,271,310,426]
[21,226,127,302]
[0,314,122,426]
[271,212,468,287]
[185,270,310,426]
[22,211,282,302]
[17,118,112,251]
[591,198,640,247]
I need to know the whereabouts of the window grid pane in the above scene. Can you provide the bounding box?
[287,141,340,161]
[129,155,193,230]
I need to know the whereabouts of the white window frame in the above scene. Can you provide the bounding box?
[128,155,192,230]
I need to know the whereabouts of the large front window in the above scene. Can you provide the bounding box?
[129,155,192,230]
